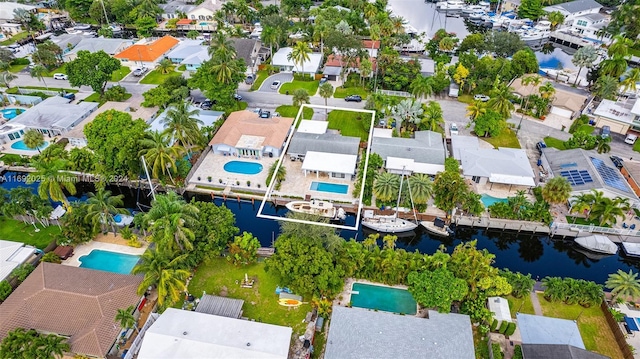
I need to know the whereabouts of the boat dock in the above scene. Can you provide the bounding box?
[455,216,554,235]
[257,247,275,257]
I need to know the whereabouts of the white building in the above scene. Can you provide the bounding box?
[487,297,512,328]
[371,130,446,176]
[591,97,640,135]
[272,47,323,74]
[0,240,36,282]
[542,0,602,24]
[568,13,612,44]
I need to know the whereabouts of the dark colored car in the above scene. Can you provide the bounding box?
[610,156,624,169]
[260,111,271,118]
[536,141,547,154]
[245,75,254,85]
[62,92,75,101]
[319,76,328,85]
[345,95,362,102]
[201,99,215,110]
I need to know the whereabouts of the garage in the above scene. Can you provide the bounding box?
[550,106,573,119]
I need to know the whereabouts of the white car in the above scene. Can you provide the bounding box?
[625,134,638,145]
[270,80,281,90]
[450,123,459,136]
[53,73,68,80]
[474,94,490,102]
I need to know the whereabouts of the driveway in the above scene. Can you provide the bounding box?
[258,73,293,92]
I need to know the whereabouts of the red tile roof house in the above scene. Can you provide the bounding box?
[322,54,377,81]
[114,35,180,68]
[0,263,143,358]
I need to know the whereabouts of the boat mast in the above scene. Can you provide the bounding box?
[394,167,405,220]
[405,167,418,222]
[100,0,110,26]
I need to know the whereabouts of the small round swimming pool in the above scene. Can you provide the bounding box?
[11,140,49,151]
[481,194,508,208]
[1,108,24,120]
[223,161,263,175]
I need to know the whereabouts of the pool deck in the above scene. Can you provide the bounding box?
[188,151,277,191]
[62,239,148,267]
[334,278,417,315]
[275,159,357,203]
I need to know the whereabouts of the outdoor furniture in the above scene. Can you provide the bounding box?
[623,223,628,229]
[632,224,637,230]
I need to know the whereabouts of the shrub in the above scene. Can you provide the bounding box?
[41,252,61,264]
[119,227,134,241]
[10,58,30,65]
[498,321,508,334]
[492,343,503,359]
[490,318,498,331]
[513,345,523,359]
[103,85,129,101]
[0,280,11,301]
[569,114,590,134]
[10,263,34,283]
[127,238,142,248]
[505,322,516,336]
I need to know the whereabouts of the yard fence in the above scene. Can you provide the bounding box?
[376,89,411,97]
[552,222,640,237]
[123,312,159,359]
[12,88,64,97]
[600,301,635,359]
[185,145,211,183]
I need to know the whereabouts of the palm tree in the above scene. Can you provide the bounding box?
[466,100,487,121]
[287,41,311,78]
[409,76,434,100]
[408,174,433,205]
[209,32,235,58]
[488,82,515,119]
[157,58,174,74]
[209,55,240,84]
[292,89,310,107]
[22,129,45,153]
[438,37,456,52]
[621,68,640,93]
[373,172,400,202]
[421,101,443,131]
[595,136,611,154]
[84,189,128,234]
[36,333,70,358]
[571,46,598,86]
[144,191,199,253]
[26,159,76,205]
[139,131,185,181]
[318,82,334,113]
[260,26,279,60]
[29,65,49,90]
[606,269,640,301]
[589,196,626,226]
[541,176,571,204]
[391,98,423,133]
[132,248,190,309]
[569,193,593,220]
[520,75,541,115]
[162,102,204,150]
[547,11,565,30]
[538,82,556,101]
[266,162,287,190]
[593,75,619,100]
[115,305,138,333]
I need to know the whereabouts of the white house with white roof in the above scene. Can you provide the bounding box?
[591,97,640,135]
[0,240,37,282]
[542,0,602,24]
[272,47,323,74]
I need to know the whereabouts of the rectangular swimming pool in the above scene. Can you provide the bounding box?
[79,249,140,274]
[310,181,349,194]
[351,283,417,315]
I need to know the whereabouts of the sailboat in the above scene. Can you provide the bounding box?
[361,169,418,234]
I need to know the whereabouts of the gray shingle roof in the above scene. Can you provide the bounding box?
[288,132,360,157]
[460,147,534,179]
[544,0,602,14]
[517,313,585,348]
[195,294,244,318]
[325,306,474,359]
[166,40,206,60]
[372,131,445,165]
[65,38,134,57]
[230,38,259,66]
[521,344,609,359]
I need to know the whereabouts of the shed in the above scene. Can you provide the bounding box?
[195,294,244,319]
[315,317,325,332]
[487,297,512,326]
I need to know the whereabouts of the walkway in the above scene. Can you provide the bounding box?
[530,282,544,316]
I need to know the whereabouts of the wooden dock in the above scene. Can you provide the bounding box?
[455,216,553,235]
[257,247,275,257]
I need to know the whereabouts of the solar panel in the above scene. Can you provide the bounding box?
[589,157,631,193]
[559,167,593,187]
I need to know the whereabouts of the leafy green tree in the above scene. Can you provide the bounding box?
[58,203,97,245]
[186,30,199,39]
[84,189,128,234]
[541,176,572,204]
[372,172,400,202]
[10,264,34,284]
[98,26,113,38]
[511,49,539,78]
[228,231,260,266]
[499,269,535,298]
[474,110,506,137]
[518,0,544,20]
[407,268,468,313]
[66,50,121,95]
[135,16,157,38]
[189,50,246,110]
[484,32,525,57]
[32,41,62,70]
[115,305,138,333]
[22,129,45,154]
[26,159,76,205]
[189,200,238,264]
[458,33,485,53]
[142,76,190,108]
[132,248,190,310]
[595,136,611,154]
[292,89,310,106]
[433,168,468,213]
[448,240,511,297]
[571,46,598,86]
[606,269,640,301]
[145,192,199,253]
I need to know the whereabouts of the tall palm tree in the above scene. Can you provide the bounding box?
[521,75,541,114]
[22,129,45,153]
[538,82,556,101]
[209,54,241,84]
[144,191,199,253]
[488,82,515,119]
[260,26,278,60]
[132,248,190,309]
[589,196,626,226]
[421,101,443,131]
[139,131,185,181]
[36,333,70,359]
[541,176,571,204]
[571,45,598,86]
[292,89,310,106]
[29,65,49,90]
[570,193,592,220]
[593,75,619,100]
[162,102,204,150]
[84,189,128,234]
[209,32,236,58]
[26,159,76,205]
[595,136,611,154]
[373,172,400,202]
[409,75,434,100]
[408,174,433,205]
[621,68,640,94]
[547,11,565,30]
[606,269,640,301]
[466,100,487,121]
[287,41,311,78]
[115,305,138,334]
[267,162,287,190]
[318,82,334,113]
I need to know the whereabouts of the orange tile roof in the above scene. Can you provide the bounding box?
[114,36,180,62]
[210,110,294,149]
[362,40,380,49]
[177,19,192,25]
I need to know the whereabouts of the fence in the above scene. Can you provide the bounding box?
[376,89,411,97]
[123,312,159,359]
[13,88,66,97]
[185,145,212,183]
[552,222,640,237]
[600,302,635,359]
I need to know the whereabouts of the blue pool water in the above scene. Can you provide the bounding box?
[310,181,349,194]
[199,22,209,26]
[79,249,140,274]
[351,283,417,314]
[223,161,263,175]
[481,194,508,208]
[1,108,23,120]
[536,48,577,74]
[11,140,49,151]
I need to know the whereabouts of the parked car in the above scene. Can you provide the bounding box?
[450,123,459,136]
[610,155,624,169]
[61,92,75,101]
[260,110,271,118]
[245,74,254,85]
[319,76,328,85]
[201,99,215,110]
[132,67,148,77]
[344,95,362,102]
[233,93,242,101]
[625,134,638,145]
[474,94,490,102]
[270,81,281,90]
[53,73,68,80]
[600,125,611,138]
[536,141,547,154]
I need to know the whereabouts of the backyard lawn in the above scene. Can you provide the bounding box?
[187,257,311,335]
[279,80,319,96]
[9,64,27,73]
[480,128,521,149]
[544,136,566,150]
[140,69,182,85]
[84,92,132,106]
[576,124,595,136]
[564,216,609,227]
[110,66,131,82]
[506,295,535,318]
[275,105,313,119]
[0,31,30,46]
[0,218,60,249]
[333,86,368,99]
[327,110,371,141]
[457,94,474,104]
[537,294,624,359]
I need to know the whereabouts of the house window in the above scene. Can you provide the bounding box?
[332,173,346,179]
[577,20,587,26]
[472,176,481,183]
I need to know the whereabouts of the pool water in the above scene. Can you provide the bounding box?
[11,140,49,151]
[79,249,140,274]
[481,194,508,208]
[223,161,263,175]
[310,181,349,194]
[199,22,209,26]
[1,108,23,120]
[351,283,417,315]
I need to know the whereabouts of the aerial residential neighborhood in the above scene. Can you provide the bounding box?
[0,0,640,358]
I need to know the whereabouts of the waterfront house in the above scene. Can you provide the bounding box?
[0,262,143,359]
[149,105,222,142]
[160,1,196,20]
[371,130,446,176]
[272,47,323,75]
[569,13,612,44]
[209,110,294,158]
[590,97,640,135]
[322,54,377,81]
[63,38,134,62]
[186,0,222,21]
[137,308,292,359]
[511,78,589,120]
[324,306,474,359]
[542,0,602,24]
[114,36,180,68]
[0,240,36,282]
[517,313,586,347]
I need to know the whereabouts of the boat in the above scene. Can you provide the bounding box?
[574,235,618,255]
[469,10,485,20]
[421,217,453,237]
[519,21,551,42]
[361,169,418,234]
[438,0,464,11]
[621,242,640,258]
[462,5,483,14]
[572,246,614,261]
[74,24,91,31]
[285,199,346,220]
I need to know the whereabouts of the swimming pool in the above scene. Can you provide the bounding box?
[223,161,263,175]
[310,181,349,194]
[1,108,24,120]
[481,194,508,208]
[351,283,417,315]
[199,22,209,26]
[11,140,49,151]
[79,249,140,274]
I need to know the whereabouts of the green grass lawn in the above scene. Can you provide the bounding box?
[633,140,640,153]
[177,64,186,71]
[275,105,313,119]
[457,94,474,104]
[576,124,595,136]
[0,218,60,249]
[537,294,623,359]
[187,257,311,335]
[0,31,30,46]
[45,64,66,77]
[9,64,27,73]
[333,86,369,99]
[139,69,182,85]
[544,136,566,150]
[327,110,371,141]
[564,216,610,227]
[110,66,131,82]
[250,70,269,91]
[480,128,521,149]
[279,80,319,96]
[506,294,535,318]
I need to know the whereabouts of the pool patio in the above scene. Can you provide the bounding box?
[188,151,277,192]
[274,159,356,203]
[62,237,147,268]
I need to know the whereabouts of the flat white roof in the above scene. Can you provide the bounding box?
[490,173,536,187]
[272,47,323,73]
[632,98,640,116]
[386,156,445,175]
[372,128,393,138]
[487,297,512,323]
[594,99,636,124]
[138,308,292,359]
[0,240,35,282]
[297,120,328,134]
[302,151,357,175]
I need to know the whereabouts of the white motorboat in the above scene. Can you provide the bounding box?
[286,199,346,220]
[361,169,418,234]
[574,235,618,255]
[74,24,91,31]
[421,217,452,237]
[469,10,485,20]
[520,21,551,42]
[621,242,640,258]
[462,5,483,14]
